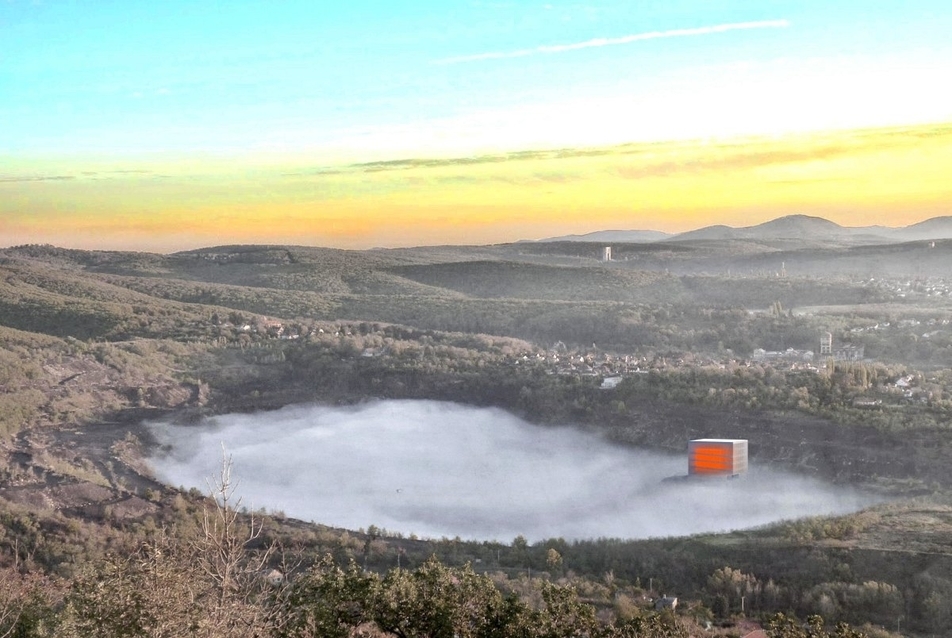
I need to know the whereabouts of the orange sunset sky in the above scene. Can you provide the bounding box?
[2,1,952,251]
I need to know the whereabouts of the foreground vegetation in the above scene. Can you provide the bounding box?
[0,455,892,638]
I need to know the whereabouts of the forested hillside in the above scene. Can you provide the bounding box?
[2,239,952,635]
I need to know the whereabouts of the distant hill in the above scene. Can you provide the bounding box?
[671,214,881,242]
[669,224,744,242]
[539,214,952,246]
[537,229,671,243]
[892,216,952,241]
[741,214,845,239]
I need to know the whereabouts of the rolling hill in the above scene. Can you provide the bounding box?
[540,214,952,245]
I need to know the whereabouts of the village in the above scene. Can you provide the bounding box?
[204,303,950,411]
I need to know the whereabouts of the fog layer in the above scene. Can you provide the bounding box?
[148,400,875,541]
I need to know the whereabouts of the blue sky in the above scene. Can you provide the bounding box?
[3,1,952,251]
[3,0,951,161]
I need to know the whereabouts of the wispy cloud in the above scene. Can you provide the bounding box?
[0,174,76,183]
[435,19,790,64]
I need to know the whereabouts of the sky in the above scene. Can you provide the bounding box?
[2,0,952,250]
[148,400,876,541]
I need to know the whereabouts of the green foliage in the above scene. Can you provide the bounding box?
[63,534,202,638]
[765,613,870,638]
[276,554,692,638]
[273,556,376,638]
[374,558,517,638]
[606,614,689,638]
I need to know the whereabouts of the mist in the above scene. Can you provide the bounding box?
[147,400,877,542]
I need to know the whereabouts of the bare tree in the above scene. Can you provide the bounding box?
[0,567,28,638]
[194,448,276,637]
[62,452,281,638]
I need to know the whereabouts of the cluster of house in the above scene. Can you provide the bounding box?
[876,277,952,299]
[511,333,875,385]
[215,318,368,342]
[852,374,934,406]
[512,348,784,388]
[750,333,867,368]
[212,316,947,408]
[848,317,951,340]
[216,319,302,339]
[512,349,674,380]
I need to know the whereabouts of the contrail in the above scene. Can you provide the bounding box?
[435,19,790,64]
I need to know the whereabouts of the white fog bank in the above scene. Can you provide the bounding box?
[147,400,877,542]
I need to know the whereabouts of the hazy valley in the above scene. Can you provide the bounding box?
[3,214,952,635]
